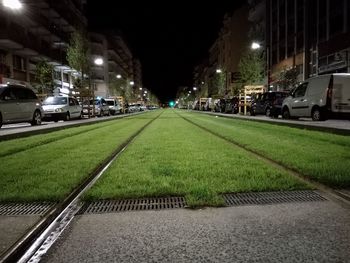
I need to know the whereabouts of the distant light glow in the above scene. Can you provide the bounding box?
[144,90,148,94]
[3,0,22,10]
[216,69,222,73]
[169,101,175,107]
[139,87,142,90]
[116,74,122,79]
[130,81,135,86]
[193,87,197,91]
[94,58,103,65]
[251,42,261,50]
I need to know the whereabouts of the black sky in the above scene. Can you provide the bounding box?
[87,1,246,103]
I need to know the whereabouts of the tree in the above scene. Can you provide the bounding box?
[215,70,227,97]
[109,74,126,96]
[35,60,54,96]
[66,30,90,96]
[238,49,265,86]
[277,67,298,90]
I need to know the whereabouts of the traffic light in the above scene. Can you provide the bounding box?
[169,101,175,107]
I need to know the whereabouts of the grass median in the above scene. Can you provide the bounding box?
[178,111,350,188]
[85,110,308,207]
[0,111,160,203]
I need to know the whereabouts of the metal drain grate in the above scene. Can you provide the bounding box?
[0,203,54,216]
[223,190,326,206]
[79,197,186,214]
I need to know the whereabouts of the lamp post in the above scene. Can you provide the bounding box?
[251,41,270,90]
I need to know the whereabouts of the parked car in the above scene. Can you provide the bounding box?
[251,91,288,117]
[0,84,43,128]
[224,97,239,114]
[42,96,82,121]
[282,74,350,121]
[105,98,122,115]
[82,98,110,117]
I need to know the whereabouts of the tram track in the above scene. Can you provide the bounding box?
[176,111,350,208]
[0,111,163,263]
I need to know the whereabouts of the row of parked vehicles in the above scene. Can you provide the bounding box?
[0,83,156,128]
[191,73,350,121]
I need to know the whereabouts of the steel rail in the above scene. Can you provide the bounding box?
[176,111,350,208]
[0,111,163,263]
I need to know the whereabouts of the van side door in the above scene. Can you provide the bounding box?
[0,88,21,122]
[290,82,309,117]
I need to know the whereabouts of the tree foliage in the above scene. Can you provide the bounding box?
[238,49,265,86]
[277,67,299,90]
[35,60,54,95]
[66,30,90,93]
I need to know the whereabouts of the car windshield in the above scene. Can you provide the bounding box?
[105,100,114,106]
[43,97,67,105]
[83,99,99,105]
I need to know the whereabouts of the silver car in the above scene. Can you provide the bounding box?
[0,84,43,128]
[42,96,82,121]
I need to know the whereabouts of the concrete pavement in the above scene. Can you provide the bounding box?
[42,200,350,263]
[195,111,350,135]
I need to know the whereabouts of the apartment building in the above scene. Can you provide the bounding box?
[266,0,350,89]
[0,0,87,96]
[194,5,251,97]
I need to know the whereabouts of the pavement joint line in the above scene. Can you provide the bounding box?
[176,112,350,209]
[0,111,164,263]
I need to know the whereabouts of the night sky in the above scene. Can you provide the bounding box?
[87,1,246,103]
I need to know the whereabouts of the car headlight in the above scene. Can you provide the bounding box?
[55,108,64,113]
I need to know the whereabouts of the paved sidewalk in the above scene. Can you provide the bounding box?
[42,201,350,263]
[194,110,350,135]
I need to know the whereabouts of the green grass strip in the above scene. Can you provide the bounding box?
[178,111,350,187]
[0,119,128,158]
[85,110,308,207]
[0,111,161,202]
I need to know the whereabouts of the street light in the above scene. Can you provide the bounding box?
[193,87,197,91]
[116,74,122,79]
[129,81,134,86]
[3,0,22,10]
[139,87,142,90]
[94,57,103,66]
[251,42,261,50]
[216,69,222,73]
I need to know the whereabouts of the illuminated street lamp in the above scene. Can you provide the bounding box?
[251,42,261,50]
[94,57,103,65]
[116,74,122,79]
[129,81,134,86]
[139,87,142,90]
[216,69,222,73]
[193,87,197,91]
[3,0,22,10]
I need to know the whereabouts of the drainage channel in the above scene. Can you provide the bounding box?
[0,111,163,263]
[177,113,350,208]
[76,190,326,216]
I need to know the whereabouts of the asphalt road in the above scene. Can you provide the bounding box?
[42,200,350,263]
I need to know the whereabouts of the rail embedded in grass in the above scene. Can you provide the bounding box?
[179,111,350,188]
[0,111,161,203]
[85,110,308,207]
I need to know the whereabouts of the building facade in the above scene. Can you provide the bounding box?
[0,0,87,96]
[266,0,350,90]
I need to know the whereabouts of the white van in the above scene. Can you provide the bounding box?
[282,74,350,121]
